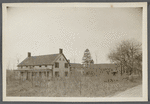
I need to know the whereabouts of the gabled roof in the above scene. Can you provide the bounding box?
[18,54,60,66]
[70,63,83,68]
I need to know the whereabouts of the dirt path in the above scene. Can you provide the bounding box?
[112,85,142,97]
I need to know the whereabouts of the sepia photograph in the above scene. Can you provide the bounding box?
[2,3,148,102]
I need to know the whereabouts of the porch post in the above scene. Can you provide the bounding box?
[46,70,47,79]
[26,71,28,80]
[20,71,21,84]
[32,71,33,87]
[52,65,54,77]
[46,70,48,87]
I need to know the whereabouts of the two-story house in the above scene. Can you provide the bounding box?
[17,49,70,80]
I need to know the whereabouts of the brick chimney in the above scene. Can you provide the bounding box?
[28,52,31,57]
[59,48,63,54]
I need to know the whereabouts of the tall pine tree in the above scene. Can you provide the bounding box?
[82,49,94,67]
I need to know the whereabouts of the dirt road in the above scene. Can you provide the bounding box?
[112,85,142,97]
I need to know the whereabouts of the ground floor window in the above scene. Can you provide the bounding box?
[32,72,35,77]
[21,72,23,76]
[65,71,68,77]
[26,72,29,80]
[55,71,59,77]
[47,72,49,77]
[112,72,117,76]
[39,72,41,77]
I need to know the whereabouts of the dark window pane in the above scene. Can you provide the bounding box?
[65,72,68,77]
[55,72,59,77]
[55,62,59,68]
[65,63,68,68]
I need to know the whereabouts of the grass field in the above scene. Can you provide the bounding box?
[6,70,142,97]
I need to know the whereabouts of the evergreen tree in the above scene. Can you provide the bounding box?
[82,49,94,67]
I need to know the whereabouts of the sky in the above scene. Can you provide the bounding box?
[4,7,142,69]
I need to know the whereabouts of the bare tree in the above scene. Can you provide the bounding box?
[16,54,21,65]
[108,39,142,75]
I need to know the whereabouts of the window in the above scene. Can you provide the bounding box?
[55,72,59,77]
[21,72,23,76]
[55,62,59,68]
[39,72,41,77]
[47,72,49,77]
[45,65,47,67]
[65,63,68,68]
[65,71,68,77]
[39,65,41,67]
[59,58,61,61]
[26,66,28,68]
[112,72,117,76]
[63,58,65,61]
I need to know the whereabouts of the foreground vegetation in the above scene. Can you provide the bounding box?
[6,70,142,97]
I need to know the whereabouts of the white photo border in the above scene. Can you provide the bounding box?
[2,2,148,102]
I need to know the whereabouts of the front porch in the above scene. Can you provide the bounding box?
[15,69,53,81]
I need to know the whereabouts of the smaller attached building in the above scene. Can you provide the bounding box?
[17,49,70,80]
[83,64,121,76]
[70,63,83,74]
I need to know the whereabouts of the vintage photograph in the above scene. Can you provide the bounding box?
[3,3,147,101]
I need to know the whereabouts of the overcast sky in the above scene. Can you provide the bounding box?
[5,7,142,69]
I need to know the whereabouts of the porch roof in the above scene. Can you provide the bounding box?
[15,69,52,72]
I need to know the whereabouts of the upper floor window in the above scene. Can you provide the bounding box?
[45,65,47,67]
[65,63,68,68]
[55,62,59,68]
[65,71,68,77]
[39,65,41,67]
[59,58,61,61]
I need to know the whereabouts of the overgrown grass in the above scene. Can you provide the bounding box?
[6,70,142,97]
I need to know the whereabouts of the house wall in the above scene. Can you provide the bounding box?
[53,54,70,77]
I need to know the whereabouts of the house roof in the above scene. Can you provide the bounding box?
[70,63,83,68]
[18,54,60,66]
